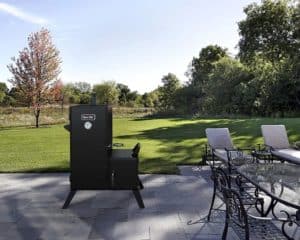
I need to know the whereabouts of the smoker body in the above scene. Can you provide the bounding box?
[63,103,144,209]
[69,105,112,190]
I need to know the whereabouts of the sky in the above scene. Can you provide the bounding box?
[0,0,259,94]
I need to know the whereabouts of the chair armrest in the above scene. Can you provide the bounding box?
[248,212,290,222]
[225,148,239,152]
[237,147,255,151]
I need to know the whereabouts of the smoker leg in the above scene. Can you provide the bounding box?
[138,177,144,189]
[62,190,76,209]
[133,190,145,208]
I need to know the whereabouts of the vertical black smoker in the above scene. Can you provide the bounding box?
[62,100,144,209]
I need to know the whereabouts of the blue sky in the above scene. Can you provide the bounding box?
[0,0,258,93]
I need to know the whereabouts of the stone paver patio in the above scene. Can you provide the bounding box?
[0,166,298,240]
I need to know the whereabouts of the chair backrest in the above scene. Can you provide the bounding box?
[212,167,230,193]
[205,128,234,150]
[132,143,141,158]
[261,125,290,149]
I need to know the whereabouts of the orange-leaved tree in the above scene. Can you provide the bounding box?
[7,28,61,127]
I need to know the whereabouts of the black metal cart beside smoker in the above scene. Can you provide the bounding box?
[62,99,144,209]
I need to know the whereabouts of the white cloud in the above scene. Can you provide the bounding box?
[0,2,48,25]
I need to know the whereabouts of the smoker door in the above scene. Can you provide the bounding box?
[110,149,139,189]
[70,105,112,189]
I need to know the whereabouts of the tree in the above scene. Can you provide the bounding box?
[61,83,77,104]
[73,82,91,93]
[205,57,254,114]
[187,45,228,86]
[172,86,194,114]
[158,73,181,112]
[7,28,61,127]
[116,83,131,105]
[4,87,20,106]
[294,1,300,39]
[235,0,300,116]
[60,82,92,104]
[185,45,228,112]
[0,82,8,104]
[49,80,65,110]
[238,0,297,63]
[127,91,138,103]
[93,81,119,105]
[249,56,300,116]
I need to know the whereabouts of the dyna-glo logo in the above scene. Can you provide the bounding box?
[81,114,96,121]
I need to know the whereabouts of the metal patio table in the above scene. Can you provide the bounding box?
[237,163,300,239]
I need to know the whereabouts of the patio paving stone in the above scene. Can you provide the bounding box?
[0,165,293,239]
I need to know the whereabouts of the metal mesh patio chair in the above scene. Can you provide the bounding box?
[221,187,286,240]
[205,128,256,173]
[205,128,259,200]
[207,167,264,222]
[261,125,300,165]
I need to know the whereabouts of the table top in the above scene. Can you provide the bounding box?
[237,163,300,209]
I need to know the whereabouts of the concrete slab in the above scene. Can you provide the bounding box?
[0,224,28,240]
[91,190,131,209]
[0,206,19,223]
[89,208,150,240]
[0,166,291,240]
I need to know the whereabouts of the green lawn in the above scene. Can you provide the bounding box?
[1,118,300,174]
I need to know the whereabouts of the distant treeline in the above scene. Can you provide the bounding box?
[0,106,155,127]
[1,0,300,120]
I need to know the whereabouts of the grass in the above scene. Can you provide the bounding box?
[1,117,300,174]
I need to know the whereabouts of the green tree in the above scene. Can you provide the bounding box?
[140,91,159,108]
[185,45,228,112]
[7,28,61,127]
[139,89,160,108]
[250,57,300,116]
[4,87,20,106]
[127,91,138,102]
[173,85,198,114]
[93,81,119,105]
[0,82,8,104]
[116,83,131,105]
[205,57,254,114]
[140,93,153,107]
[74,82,91,93]
[62,83,79,104]
[158,73,181,112]
[61,82,92,104]
[293,1,300,40]
[237,0,300,116]
[238,0,297,63]
[187,45,228,86]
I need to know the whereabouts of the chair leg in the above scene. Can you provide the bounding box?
[138,177,144,189]
[244,221,250,240]
[207,183,216,221]
[222,223,228,240]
